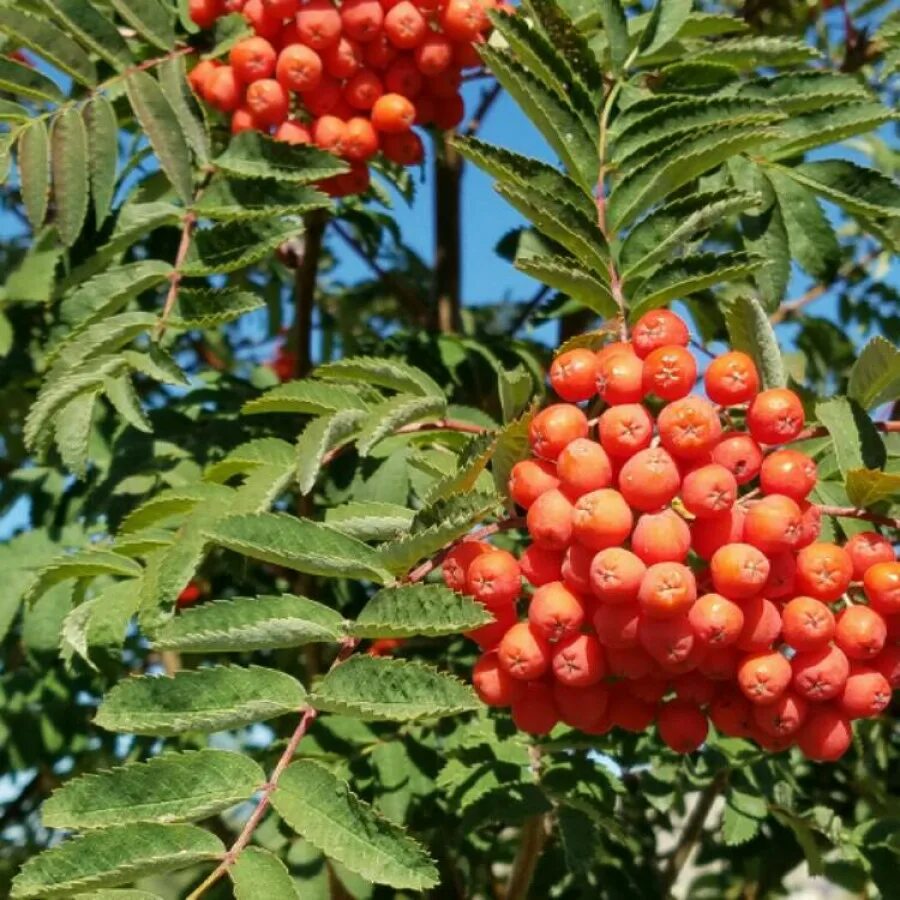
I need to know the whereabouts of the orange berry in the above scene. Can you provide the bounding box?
[735,596,782,653]
[642,345,697,402]
[526,488,574,550]
[631,509,691,565]
[593,603,641,650]
[743,494,803,554]
[302,74,343,115]
[763,551,797,599]
[618,447,681,512]
[681,463,737,518]
[552,632,606,686]
[363,31,399,68]
[688,593,744,647]
[596,351,644,406]
[657,396,722,460]
[442,539,491,592]
[529,403,589,460]
[690,507,745,560]
[598,403,654,459]
[322,37,363,79]
[380,130,424,165]
[520,544,564,587]
[863,561,900,615]
[230,36,277,82]
[231,107,260,134]
[709,542,770,600]
[556,438,612,499]
[511,681,559,734]
[340,0,384,42]
[608,690,658,732]
[553,682,610,731]
[342,116,379,160]
[498,622,551,680]
[550,348,599,403]
[206,66,242,113]
[839,666,891,718]
[796,705,852,761]
[752,690,808,737]
[295,0,343,50]
[440,0,487,40]
[781,596,835,651]
[572,488,634,551]
[246,78,289,125]
[312,114,347,154]
[759,449,817,501]
[589,547,646,605]
[275,118,312,143]
[657,700,708,753]
[188,58,220,97]
[276,43,323,92]
[795,542,853,602]
[737,650,792,705]
[704,351,760,406]
[466,549,521,608]
[472,651,525,706]
[464,603,517,650]
[508,458,559,509]
[639,614,698,669]
[845,532,895,581]
[243,0,282,40]
[414,33,453,76]
[711,432,763,485]
[709,688,753,737]
[792,644,850,701]
[345,68,384,109]
[560,543,593,594]
[746,388,805,445]
[606,644,656,679]
[638,562,697,619]
[835,605,887,660]
[631,309,689,359]
[384,56,423,97]
[528,581,586,643]
[384,0,428,48]
[872,644,900,689]
[698,644,741,681]
[190,0,223,29]
[263,0,298,18]
[797,500,822,548]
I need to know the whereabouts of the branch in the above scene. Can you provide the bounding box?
[816,505,900,530]
[510,284,551,335]
[154,209,197,338]
[791,420,900,442]
[294,211,329,378]
[433,132,463,333]
[504,814,549,900]
[463,81,502,137]
[660,770,728,895]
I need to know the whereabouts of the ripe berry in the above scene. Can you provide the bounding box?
[759,449,817,501]
[177,582,203,608]
[244,0,282,40]
[246,78,289,125]
[384,1,428,48]
[231,107,260,134]
[618,447,681,512]
[791,645,850,701]
[528,581,585,642]
[598,404,654,458]
[363,32,399,69]
[704,351,760,406]
[464,603,517,650]
[552,632,606,686]
[764,551,797,599]
[863,561,900,615]
[673,671,716,706]
[557,438,612,498]
[572,488,633,551]
[303,74,342,115]
[709,688,753,737]
[606,644,656,679]
[527,488,574,550]
[845,532,894,580]
[746,388,805,445]
[190,0,223,29]
[509,458,559,509]
[381,130,424,165]
[596,351,644,405]
[498,622,551,680]
[340,0,384,42]
[834,605,887,660]
[553,682,610,731]
[839,666,891,718]
[466,549,521,608]
[231,37,277,82]
[608,691,658,732]
[295,0,343,50]
[511,681,559,734]
[415,33,454,76]
[690,507,745,560]
[631,509,691,565]
[520,544,564,587]
[698,645,741,681]
[442,539,491,592]
[312,114,347,154]
[737,650,792,705]
[781,596,835,651]
[796,705,852,761]
[345,68,384,108]
[795,542,853,602]
[206,66,242,112]
[593,603,641,650]
[384,56,423,97]
[560,543,593,594]
[743,494,803,554]
[277,43,324,92]
[681,464,737,518]
[735,596,782,653]
[657,700,708,753]
[589,547,646,605]
[688,593,744,647]
[710,542,770,600]
[638,563,697,619]
[657,396,722,460]
[642,345,697,401]
[275,118,312,144]
[631,309,690,358]
[440,0,487,40]
[322,37,363,78]
[529,403,588,460]
[711,432,763,485]
[550,348,600,402]
[472,651,525,706]
[873,644,900,689]
[752,690,807,737]
[432,94,465,129]
[639,615,698,669]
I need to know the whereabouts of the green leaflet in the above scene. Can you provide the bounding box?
[515,254,616,315]
[205,437,296,481]
[194,177,329,221]
[271,760,439,890]
[848,336,900,411]
[157,55,210,165]
[296,408,368,493]
[83,96,119,225]
[53,387,99,477]
[11,824,223,899]
[23,548,141,606]
[356,394,447,457]
[315,356,444,399]
[845,468,900,508]
[109,0,175,50]
[95,665,307,735]
[231,848,301,900]
[242,379,370,416]
[0,55,64,102]
[204,512,393,583]
[40,0,131,69]
[816,397,886,477]
[352,584,492,638]
[125,71,194,204]
[152,594,346,652]
[596,0,629,73]
[169,287,264,328]
[324,501,415,542]
[42,750,264,829]
[426,431,499,503]
[18,119,50,231]
[182,219,305,276]
[723,295,787,390]
[215,131,347,183]
[638,0,692,57]
[51,108,89,247]
[311,655,479,721]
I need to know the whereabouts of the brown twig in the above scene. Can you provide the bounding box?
[816,505,900,530]
[294,211,329,378]
[155,210,197,338]
[504,814,549,900]
[791,420,900,443]
[463,81,502,137]
[433,132,463,333]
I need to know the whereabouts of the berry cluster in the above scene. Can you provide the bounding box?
[447,310,898,761]
[187,0,501,195]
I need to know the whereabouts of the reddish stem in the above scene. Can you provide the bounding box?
[791,420,900,443]
[817,505,900,530]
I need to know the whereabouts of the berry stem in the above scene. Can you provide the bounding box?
[791,420,900,442]
[816,505,900,529]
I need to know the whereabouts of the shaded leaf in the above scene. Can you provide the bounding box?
[195,177,328,221]
[315,356,444,399]
[53,388,99,477]
[84,96,119,225]
[215,131,347,183]
[231,848,301,900]
[242,380,369,416]
[639,0,692,56]
[325,502,414,542]
[357,394,447,457]
[18,119,50,231]
[158,54,210,165]
[182,219,306,276]
[597,0,629,73]
[41,0,131,68]
[296,409,367,493]
[170,287,264,328]
[848,336,900,410]
[724,295,786,390]
[110,0,174,50]
[0,55,64,102]
[816,397,886,477]
[51,108,89,247]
